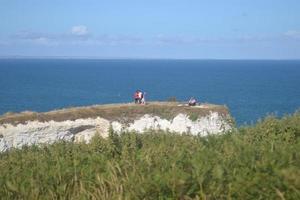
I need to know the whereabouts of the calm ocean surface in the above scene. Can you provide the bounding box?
[0,59,299,125]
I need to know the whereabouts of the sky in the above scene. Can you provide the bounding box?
[0,0,300,59]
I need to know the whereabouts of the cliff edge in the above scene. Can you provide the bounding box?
[0,102,233,152]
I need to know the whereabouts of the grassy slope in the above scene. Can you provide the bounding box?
[0,102,229,125]
[0,112,299,199]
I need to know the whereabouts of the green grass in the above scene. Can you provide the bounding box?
[0,102,229,125]
[188,112,199,121]
[0,112,300,199]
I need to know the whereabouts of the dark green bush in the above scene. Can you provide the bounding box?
[0,112,300,199]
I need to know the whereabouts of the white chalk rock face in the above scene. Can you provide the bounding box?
[0,112,231,152]
[0,138,8,152]
[0,117,110,152]
[123,112,231,135]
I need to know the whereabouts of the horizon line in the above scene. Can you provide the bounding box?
[0,55,300,61]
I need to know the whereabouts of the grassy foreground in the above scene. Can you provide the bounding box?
[0,113,300,199]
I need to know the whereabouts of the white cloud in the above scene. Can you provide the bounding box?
[33,37,59,46]
[9,29,286,47]
[10,31,59,46]
[9,29,145,46]
[34,37,48,44]
[71,25,89,36]
[284,30,300,39]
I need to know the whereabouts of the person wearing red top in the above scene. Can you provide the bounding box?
[134,90,140,104]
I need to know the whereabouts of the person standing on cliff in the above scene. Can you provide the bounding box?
[133,90,146,104]
[134,90,140,104]
[138,91,143,104]
[141,92,146,105]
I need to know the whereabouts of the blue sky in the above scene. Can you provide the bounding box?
[0,0,300,59]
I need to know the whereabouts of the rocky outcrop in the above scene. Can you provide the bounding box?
[0,103,233,152]
[0,113,231,152]
[112,113,231,134]
[0,118,110,152]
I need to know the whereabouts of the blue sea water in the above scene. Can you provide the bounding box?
[0,59,299,125]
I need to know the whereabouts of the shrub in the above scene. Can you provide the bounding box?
[0,113,300,199]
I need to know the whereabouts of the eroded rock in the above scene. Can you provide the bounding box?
[0,111,232,152]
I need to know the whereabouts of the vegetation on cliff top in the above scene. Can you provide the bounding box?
[0,102,228,125]
[0,112,300,199]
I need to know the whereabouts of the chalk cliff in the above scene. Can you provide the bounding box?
[0,102,233,152]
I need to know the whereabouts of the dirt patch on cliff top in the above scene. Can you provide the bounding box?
[0,102,230,125]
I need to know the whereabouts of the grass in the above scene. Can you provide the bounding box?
[188,112,199,121]
[0,102,229,125]
[0,112,299,199]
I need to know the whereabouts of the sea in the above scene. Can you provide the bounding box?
[0,59,299,125]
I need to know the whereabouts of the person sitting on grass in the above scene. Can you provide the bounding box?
[188,97,197,106]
